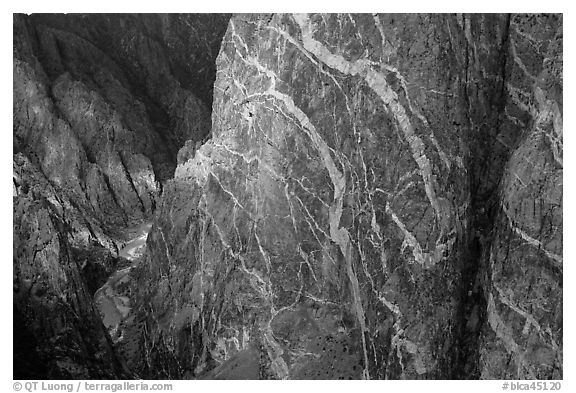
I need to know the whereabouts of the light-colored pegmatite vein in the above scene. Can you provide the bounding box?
[208,170,245,210]
[386,68,452,171]
[308,14,451,182]
[265,22,375,211]
[266,82,371,377]
[291,14,455,271]
[533,86,563,168]
[373,14,456,170]
[201,188,291,377]
[354,228,400,317]
[373,45,452,172]
[486,226,561,373]
[506,84,563,169]
[486,291,537,379]
[510,36,538,82]
[292,176,330,208]
[386,203,451,269]
[227,17,373,378]
[492,279,559,350]
[501,204,562,267]
[372,13,394,63]
[158,227,174,272]
[205,206,267,294]
[212,141,285,184]
[390,322,429,376]
[263,24,358,140]
[506,34,563,169]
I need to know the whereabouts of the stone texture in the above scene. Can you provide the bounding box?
[13,13,229,229]
[13,13,231,379]
[477,14,563,379]
[13,12,561,380]
[125,13,562,380]
[13,156,128,378]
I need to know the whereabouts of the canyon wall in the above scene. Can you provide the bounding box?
[13,13,230,378]
[127,13,562,379]
[14,154,127,378]
[477,14,563,379]
[13,13,562,380]
[14,14,229,230]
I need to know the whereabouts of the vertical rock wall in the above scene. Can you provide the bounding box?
[478,14,563,379]
[13,158,128,378]
[13,13,231,379]
[13,12,561,380]
[13,14,229,230]
[128,13,562,380]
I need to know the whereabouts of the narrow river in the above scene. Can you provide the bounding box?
[94,222,152,337]
[118,222,153,260]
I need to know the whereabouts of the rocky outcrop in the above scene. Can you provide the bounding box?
[13,155,127,379]
[13,13,229,229]
[126,13,562,379]
[13,13,231,379]
[14,154,120,277]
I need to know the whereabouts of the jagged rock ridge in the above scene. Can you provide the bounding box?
[14,14,229,230]
[13,13,231,379]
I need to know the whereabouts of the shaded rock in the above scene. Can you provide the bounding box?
[478,14,563,379]
[13,12,561,381]
[13,13,228,229]
[13,13,231,379]
[13,170,128,378]
[126,13,562,380]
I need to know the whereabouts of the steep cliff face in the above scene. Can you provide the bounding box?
[13,13,231,379]
[14,154,121,293]
[13,154,127,379]
[477,14,563,379]
[13,13,229,229]
[128,13,562,379]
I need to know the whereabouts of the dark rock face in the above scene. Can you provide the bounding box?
[13,156,127,379]
[127,14,562,379]
[13,13,229,228]
[13,13,561,380]
[477,15,563,379]
[13,13,231,379]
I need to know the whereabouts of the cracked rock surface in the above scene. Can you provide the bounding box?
[13,13,562,380]
[13,13,229,229]
[13,154,128,379]
[13,13,230,378]
[125,14,562,379]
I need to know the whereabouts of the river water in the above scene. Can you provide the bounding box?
[94,222,152,337]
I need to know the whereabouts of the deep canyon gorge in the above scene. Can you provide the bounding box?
[13,13,562,380]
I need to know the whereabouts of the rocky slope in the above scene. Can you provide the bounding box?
[13,154,128,378]
[125,13,562,379]
[14,14,229,230]
[13,13,230,378]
